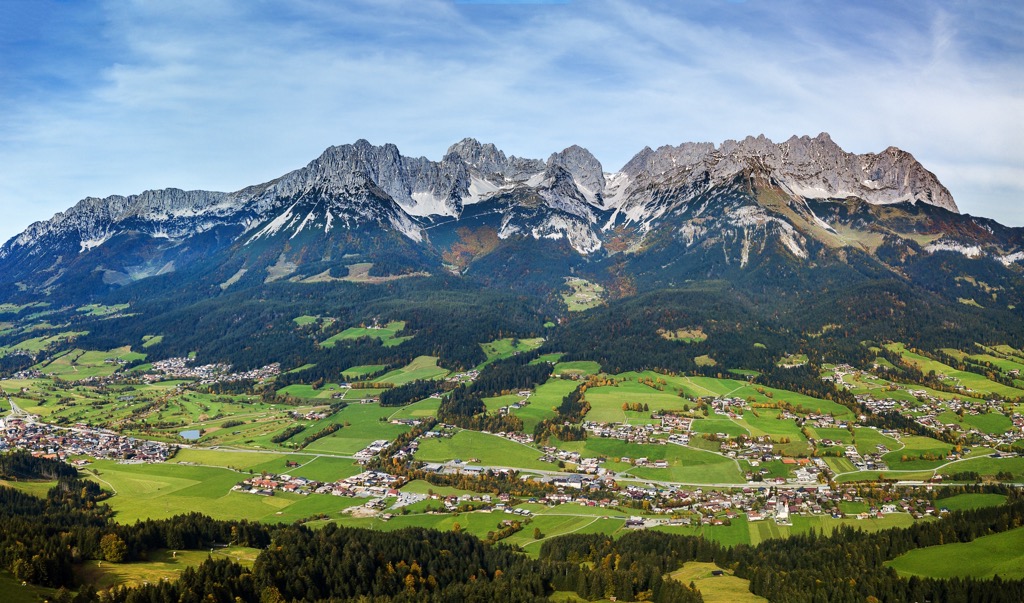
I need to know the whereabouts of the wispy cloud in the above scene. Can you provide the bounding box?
[0,0,1021,243]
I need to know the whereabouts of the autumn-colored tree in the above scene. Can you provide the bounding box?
[99,533,127,563]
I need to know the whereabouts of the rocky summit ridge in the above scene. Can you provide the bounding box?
[3,133,956,253]
[2,132,1014,300]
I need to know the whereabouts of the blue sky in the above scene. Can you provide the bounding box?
[1,0,1022,243]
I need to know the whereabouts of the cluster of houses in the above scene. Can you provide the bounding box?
[830,365,1023,447]
[354,439,393,463]
[233,469,401,499]
[494,391,533,417]
[584,421,664,444]
[0,417,172,462]
[143,358,281,385]
[842,444,890,472]
[445,370,480,384]
[537,446,604,474]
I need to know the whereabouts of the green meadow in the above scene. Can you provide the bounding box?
[935,493,1007,511]
[77,303,130,317]
[882,435,953,470]
[886,527,1024,580]
[0,570,59,603]
[84,460,364,524]
[320,321,410,348]
[372,356,449,386]
[301,403,414,455]
[557,437,744,484]
[415,430,557,471]
[341,364,387,379]
[480,337,545,363]
[76,547,259,590]
[386,396,442,421]
[886,343,1024,398]
[669,562,766,603]
[553,361,601,377]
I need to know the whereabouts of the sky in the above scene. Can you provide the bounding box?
[1,0,1022,244]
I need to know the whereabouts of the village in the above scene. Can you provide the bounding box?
[145,358,282,385]
[828,365,1024,447]
[0,416,173,463]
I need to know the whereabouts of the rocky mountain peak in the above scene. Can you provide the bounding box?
[613,133,958,215]
[446,138,507,174]
[547,145,605,200]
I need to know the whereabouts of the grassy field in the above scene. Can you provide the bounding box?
[84,460,365,524]
[886,343,1024,398]
[341,364,386,379]
[76,546,260,590]
[745,514,920,545]
[691,418,750,438]
[584,380,688,423]
[33,346,146,380]
[777,353,808,367]
[480,337,545,363]
[509,379,577,432]
[939,455,1024,480]
[372,356,449,386]
[886,526,1024,580]
[1,331,87,355]
[659,327,707,344]
[936,410,1012,435]
[0,478,58,498]
[553,361,602,377]
[935,493,1007,511]
[653,518,752,547]
[563,277,604,311]
[320,321,410,348]
[0,570,58,603]
[510,514,626,556]
[882,435,953,470]
[559,437,744,484]
[276,383,344,399]
[415,430,557,471]
[386,396,442,421]
[669,562,766,603]
[301,404,413,455]
[77,303,130,316]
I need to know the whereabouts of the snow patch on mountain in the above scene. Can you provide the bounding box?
[80,233,113,253]
[1000,251,1024,266]
[528,215,602,254]
[408,192,458,217]
[924,241,983,258]
[464,177,501,205]
[250,203,299,242]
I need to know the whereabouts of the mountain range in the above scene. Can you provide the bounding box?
[1,132,1023,312]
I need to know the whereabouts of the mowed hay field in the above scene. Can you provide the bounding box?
[669,562,766,603]
[886,526,1024,580]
